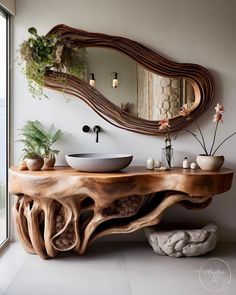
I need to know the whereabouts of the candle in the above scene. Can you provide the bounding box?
[190,162,197,170]
[147,158,154,170]
[154,160,161,169]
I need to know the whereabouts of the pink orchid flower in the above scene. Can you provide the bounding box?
[182,101,235,156]
[179,104,190,117]
[215,103,225,114]
[159,119,170,130]
[213,103,224,123]
[213,112,223,123]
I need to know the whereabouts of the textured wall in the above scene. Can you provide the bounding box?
[136,71,194,120]
[12,0,236,241]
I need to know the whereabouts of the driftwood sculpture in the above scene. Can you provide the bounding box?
[9,166,233,259]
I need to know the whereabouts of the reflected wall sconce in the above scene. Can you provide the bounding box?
[89,73,96,87]
[111,72,120,88]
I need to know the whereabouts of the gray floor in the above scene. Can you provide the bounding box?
[0,242,235,295]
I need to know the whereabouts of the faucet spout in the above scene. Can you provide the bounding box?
[93,125,101,143]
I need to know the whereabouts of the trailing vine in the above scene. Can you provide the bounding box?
[18,27,87,99]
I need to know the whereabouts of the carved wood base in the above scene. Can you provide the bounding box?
[10,166,233,259]
[13,192,212,259]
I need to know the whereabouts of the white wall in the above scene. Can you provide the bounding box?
[12,0,236,241]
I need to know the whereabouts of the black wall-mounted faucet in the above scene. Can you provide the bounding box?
[93,125,101,143]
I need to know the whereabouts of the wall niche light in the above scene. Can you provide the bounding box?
[111,72,120,88]
[89,73,96,87]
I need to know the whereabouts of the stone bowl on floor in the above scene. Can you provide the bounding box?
[145,223,219,257]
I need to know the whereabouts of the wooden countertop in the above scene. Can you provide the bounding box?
[9,165,234,178]
[9,166,234,202]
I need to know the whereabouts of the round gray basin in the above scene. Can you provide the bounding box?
[65,153,133,172]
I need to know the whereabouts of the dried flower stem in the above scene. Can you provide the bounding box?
[212,132,236,156]
[195,120,208,154]
[209,121,219,155]
[163,146,173,168]
[187,130,208,154]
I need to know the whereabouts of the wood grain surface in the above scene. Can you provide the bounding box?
[43,24,215,135]
[9,166,233,258]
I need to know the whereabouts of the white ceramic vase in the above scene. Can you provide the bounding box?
[196,155,224,171]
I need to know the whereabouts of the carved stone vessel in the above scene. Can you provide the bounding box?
[145,223,220,257]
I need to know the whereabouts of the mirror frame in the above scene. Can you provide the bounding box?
[44,24,214,135]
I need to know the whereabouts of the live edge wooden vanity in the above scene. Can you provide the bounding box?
[9,166,233,259]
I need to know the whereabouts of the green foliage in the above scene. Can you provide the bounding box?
[19,28,58,99]
[28,27,37,36]
[19,120,63,159]
[18,27,87,99]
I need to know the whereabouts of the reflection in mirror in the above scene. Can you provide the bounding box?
[137,67,195,120]
[85,48,196,121]
[86,48,137,115]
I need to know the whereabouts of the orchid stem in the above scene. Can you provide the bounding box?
[209,121,219,155]
[195,121,208,154]
[212,132,236,156]
[187,130,208,154]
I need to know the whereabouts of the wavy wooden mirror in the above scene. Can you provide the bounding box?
[44,24,214,135]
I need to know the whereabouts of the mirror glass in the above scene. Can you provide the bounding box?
[85,48,196,120]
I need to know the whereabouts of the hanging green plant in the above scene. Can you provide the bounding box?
[18,27,87,99]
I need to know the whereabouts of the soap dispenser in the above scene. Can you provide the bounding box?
[183,157,190,169]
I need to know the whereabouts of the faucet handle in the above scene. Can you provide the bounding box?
[82,125,90,133]
[93,125,101,133]
[93,125,101,143]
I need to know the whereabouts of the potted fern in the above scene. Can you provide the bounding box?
[21,141,44,171]
[19,120,63,170]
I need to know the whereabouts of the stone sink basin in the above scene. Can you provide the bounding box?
[65,153,133,172]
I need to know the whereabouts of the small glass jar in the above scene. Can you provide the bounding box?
[161,147,173,168]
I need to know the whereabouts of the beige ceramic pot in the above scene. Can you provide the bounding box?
[196,155,224,171]
[26,158,44,171]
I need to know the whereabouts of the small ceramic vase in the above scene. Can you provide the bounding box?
[196,155,224,171]
[43,155,56,169]
[18,160,28,171]
[26,158,44,171]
